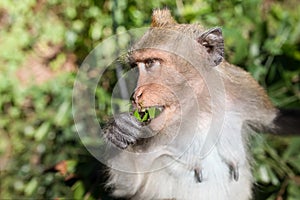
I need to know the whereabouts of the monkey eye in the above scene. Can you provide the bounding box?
[144,58,160,68]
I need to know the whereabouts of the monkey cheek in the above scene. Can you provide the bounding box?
[149,111,167,132]
[149,105,176,132]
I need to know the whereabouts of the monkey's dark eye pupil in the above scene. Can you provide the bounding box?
[145,59,157,68]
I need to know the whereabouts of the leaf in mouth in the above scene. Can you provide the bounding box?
[133,107,163,122]
[148,107,163,119]
[133,109,149,122]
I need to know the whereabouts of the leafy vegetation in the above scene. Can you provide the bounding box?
[0,0,299,199]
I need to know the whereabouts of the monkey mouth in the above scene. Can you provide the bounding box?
[137,105,165,121]
[134,105,174,132]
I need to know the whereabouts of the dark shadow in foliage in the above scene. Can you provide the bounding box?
[72,154,112,200]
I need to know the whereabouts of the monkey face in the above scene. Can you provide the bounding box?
[129,48,202,132]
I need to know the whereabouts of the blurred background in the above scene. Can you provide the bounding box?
[0,0,299,199]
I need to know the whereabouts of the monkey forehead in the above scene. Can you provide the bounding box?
[133,26,205,48]
[130,27,208,60]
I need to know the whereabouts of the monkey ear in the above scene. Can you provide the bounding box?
[197,27,224,66]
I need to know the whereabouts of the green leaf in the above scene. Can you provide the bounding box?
[148,107,156,119]
[54,101,70,126]
[141,111,149,122]
[133,109,142,121]
[24,178,38,196]
[72,181,85,199]
[35,122,51,141]
[133,109,149,122]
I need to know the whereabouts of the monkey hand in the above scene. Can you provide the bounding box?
[103,112,152,149]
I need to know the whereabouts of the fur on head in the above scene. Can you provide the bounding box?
[151,8,177,27]
[150,8,224,66]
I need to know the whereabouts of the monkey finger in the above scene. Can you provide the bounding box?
[104,125,138,148]
[105,131,128,149]
[115,113,154,138]
[115,113,144,130]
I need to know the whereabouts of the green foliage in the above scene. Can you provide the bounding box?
[0,0,299,199]
[133,109,149,122]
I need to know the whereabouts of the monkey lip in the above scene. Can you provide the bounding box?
[140,105,164,112]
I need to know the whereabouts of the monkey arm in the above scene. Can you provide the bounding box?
[248,108,300,135]
[220,62,300,136]
[101,113,151,198]
[273,109,300,135]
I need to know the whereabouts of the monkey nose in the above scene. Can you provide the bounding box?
[133,90,143,102]
[132,88,144,107]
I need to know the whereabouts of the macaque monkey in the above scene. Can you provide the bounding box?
[103,9,300,200]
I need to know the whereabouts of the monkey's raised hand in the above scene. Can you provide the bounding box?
[103,112,152,149]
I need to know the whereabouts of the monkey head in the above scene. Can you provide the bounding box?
[128,9,225,132]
